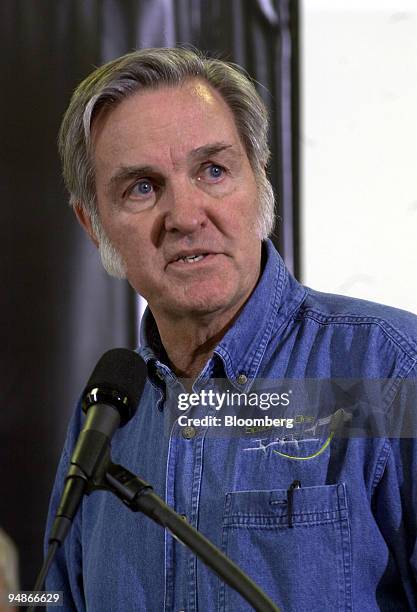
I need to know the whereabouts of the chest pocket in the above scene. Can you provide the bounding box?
[218,483,352,612]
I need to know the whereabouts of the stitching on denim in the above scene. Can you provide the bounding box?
[163,424,178,611]
[385,361,417,416]
[370,439,392,496]
[338,490,353,610]
[297,310,417,361]
[224,517,349,529]
[218,495,233,612]
[187,433,206,611]
[224,508,346,519]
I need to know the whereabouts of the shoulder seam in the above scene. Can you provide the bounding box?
[295,309,417,363]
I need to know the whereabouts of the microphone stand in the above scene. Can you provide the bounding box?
[103,462,280,612]
[36,448,281,612]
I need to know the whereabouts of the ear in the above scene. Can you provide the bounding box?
[73,204,100,248]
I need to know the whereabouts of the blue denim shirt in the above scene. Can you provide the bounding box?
[45,240,417,611]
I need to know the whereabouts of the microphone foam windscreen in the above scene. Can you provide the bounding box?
[83,348,147,423]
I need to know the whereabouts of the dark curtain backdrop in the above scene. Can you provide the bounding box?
[0,0,299,589]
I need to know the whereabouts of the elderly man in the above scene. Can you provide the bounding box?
[46,48,417,611]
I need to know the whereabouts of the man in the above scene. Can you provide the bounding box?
[46,48,417,611]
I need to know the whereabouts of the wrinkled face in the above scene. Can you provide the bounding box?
[89,80,262,324]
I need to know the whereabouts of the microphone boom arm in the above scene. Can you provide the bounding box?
[101,461,281,612]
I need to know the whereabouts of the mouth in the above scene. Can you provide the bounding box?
[167,252,220,268]
[174,253,209,264]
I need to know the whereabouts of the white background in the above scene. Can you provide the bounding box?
[301,0,417,313]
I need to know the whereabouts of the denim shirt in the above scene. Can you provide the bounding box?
[45,240,417,611]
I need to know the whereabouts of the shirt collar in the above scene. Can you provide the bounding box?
[138,240,306,390]
[138,310,176,389]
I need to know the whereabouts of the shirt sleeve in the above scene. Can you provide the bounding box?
[372,369,417,609]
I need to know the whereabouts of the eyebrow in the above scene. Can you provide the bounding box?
[106,142,241,193]
[188,142,241,161]
[106,165,157,195]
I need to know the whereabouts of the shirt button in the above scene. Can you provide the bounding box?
[237,373,247,385]
[182,426,196,439]
[155,370,164,381]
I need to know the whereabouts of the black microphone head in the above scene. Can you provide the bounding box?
[82,348,147,426]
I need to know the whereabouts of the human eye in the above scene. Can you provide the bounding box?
[199,163,226,183]
[127,178,156,199]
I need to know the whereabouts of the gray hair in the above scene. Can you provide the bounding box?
[59,47,275,278]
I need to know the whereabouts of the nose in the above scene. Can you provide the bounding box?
[163,180,207,234]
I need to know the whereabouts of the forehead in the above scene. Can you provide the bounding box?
[91,79,246,166]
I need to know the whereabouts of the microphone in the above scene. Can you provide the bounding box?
[48,348,147,547]
[34,349,280,611]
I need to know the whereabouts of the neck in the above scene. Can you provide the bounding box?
[154,310,241,383]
